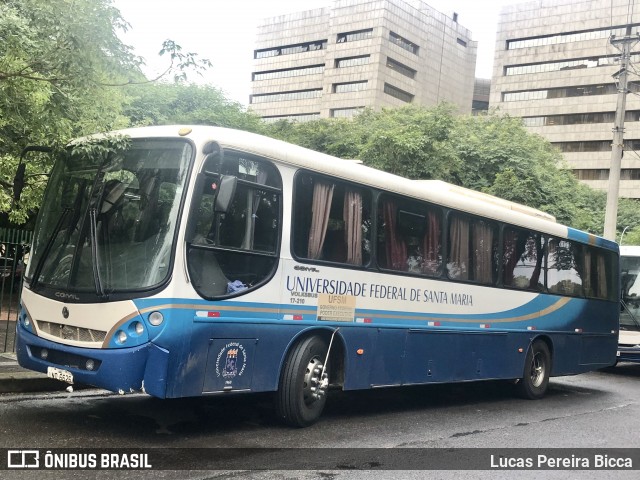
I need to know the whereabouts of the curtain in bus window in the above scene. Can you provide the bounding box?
[448,216,469,280]
[421,210,441,275]
[503,229,519,286]
[596,252,608,299]
[383,200,407,270]
[583,248,593,297]
[308,181,334,259]
[472,220,494,284]
[343,190,363,265]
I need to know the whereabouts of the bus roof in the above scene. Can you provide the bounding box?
[110,125,614,249]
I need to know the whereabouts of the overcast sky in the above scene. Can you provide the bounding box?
[113,0,530,105]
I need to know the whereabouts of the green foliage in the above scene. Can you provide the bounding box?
[0,0,217,225]
[123,83,264,132]
[0,0,139,223]
[266,105,637,237]
[356,105,460,181]
[623,226,640,246]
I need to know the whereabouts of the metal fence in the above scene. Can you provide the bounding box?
[1,228,32,353]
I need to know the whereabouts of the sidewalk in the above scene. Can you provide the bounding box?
[0,352,71,394]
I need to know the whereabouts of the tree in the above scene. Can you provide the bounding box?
[123,83,264,132]
[266,105,629,236]
[0,0,210,225]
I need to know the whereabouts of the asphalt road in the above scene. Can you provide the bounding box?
[1,363,640,479]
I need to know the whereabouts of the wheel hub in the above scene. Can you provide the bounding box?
[303,356,328,403]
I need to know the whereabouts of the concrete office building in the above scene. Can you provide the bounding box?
[490,0,640,198]
[250,0,477,121]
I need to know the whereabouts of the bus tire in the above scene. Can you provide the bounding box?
[516,340,551,400]
[276,335,329,427]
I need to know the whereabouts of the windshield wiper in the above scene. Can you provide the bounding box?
[29,208,71,289]
[89,208,106,299]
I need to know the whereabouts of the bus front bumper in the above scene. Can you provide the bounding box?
[16,325,169,397]
[617,345,640,363]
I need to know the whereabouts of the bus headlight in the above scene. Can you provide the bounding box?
[148,311,164,326]
[117,331,127,344]
[128,321,144,336]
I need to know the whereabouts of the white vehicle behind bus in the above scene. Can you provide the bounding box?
[619,246,640,363]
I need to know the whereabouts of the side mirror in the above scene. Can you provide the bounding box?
[13,146,53,203]
[215,175,237,213]
[202,141,223,174]
[13,163,26,202]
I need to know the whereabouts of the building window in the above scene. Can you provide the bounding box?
[507,24,640,50]
[254,40,327,59]
[457,38,467,47]
[574,169,609,181]
[261,113,321,123]
[337,28,373,43]
[623,169,640,180]
[333,81,368,93]
[389,31,419,55]
[250,89,323,104]
[335,55,370,68]
[386,57,417,79]
[523,111,640,127]
[553,140,640,152]
[504,54,640,76]
[503,82,640,102]
[384,83,413,103]
[331,107,364,118]
[252,65,325,81]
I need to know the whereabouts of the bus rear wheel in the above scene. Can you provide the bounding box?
[276,335,329,427]
[516,340,551,399]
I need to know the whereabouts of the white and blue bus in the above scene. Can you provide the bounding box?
[16,126,619,426]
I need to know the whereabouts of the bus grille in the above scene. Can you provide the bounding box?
[35,320,107,343]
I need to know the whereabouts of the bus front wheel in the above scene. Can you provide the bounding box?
[276,335,329,427]
[516,340,551,400]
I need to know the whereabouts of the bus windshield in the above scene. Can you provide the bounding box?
[621,254,640,331]
[26,138,193,297]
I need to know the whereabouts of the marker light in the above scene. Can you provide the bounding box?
[148,311,164,326]
[117,331,127,344]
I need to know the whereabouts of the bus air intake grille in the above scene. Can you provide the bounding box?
[35,320,107,343]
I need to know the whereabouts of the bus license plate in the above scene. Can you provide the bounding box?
[47,367,74,384]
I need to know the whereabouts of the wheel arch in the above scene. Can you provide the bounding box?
[530,334,554,364]
[278,327,346,389]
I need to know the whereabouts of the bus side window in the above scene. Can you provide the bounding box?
[547,238,583,297]
[377,196,442,275]
[503,228,545,291]
[294,173,370,266]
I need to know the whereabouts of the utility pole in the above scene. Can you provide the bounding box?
[604,26,640,240]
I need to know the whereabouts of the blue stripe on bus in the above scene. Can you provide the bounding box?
[566,227,618,251]
[133,294,609,332]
